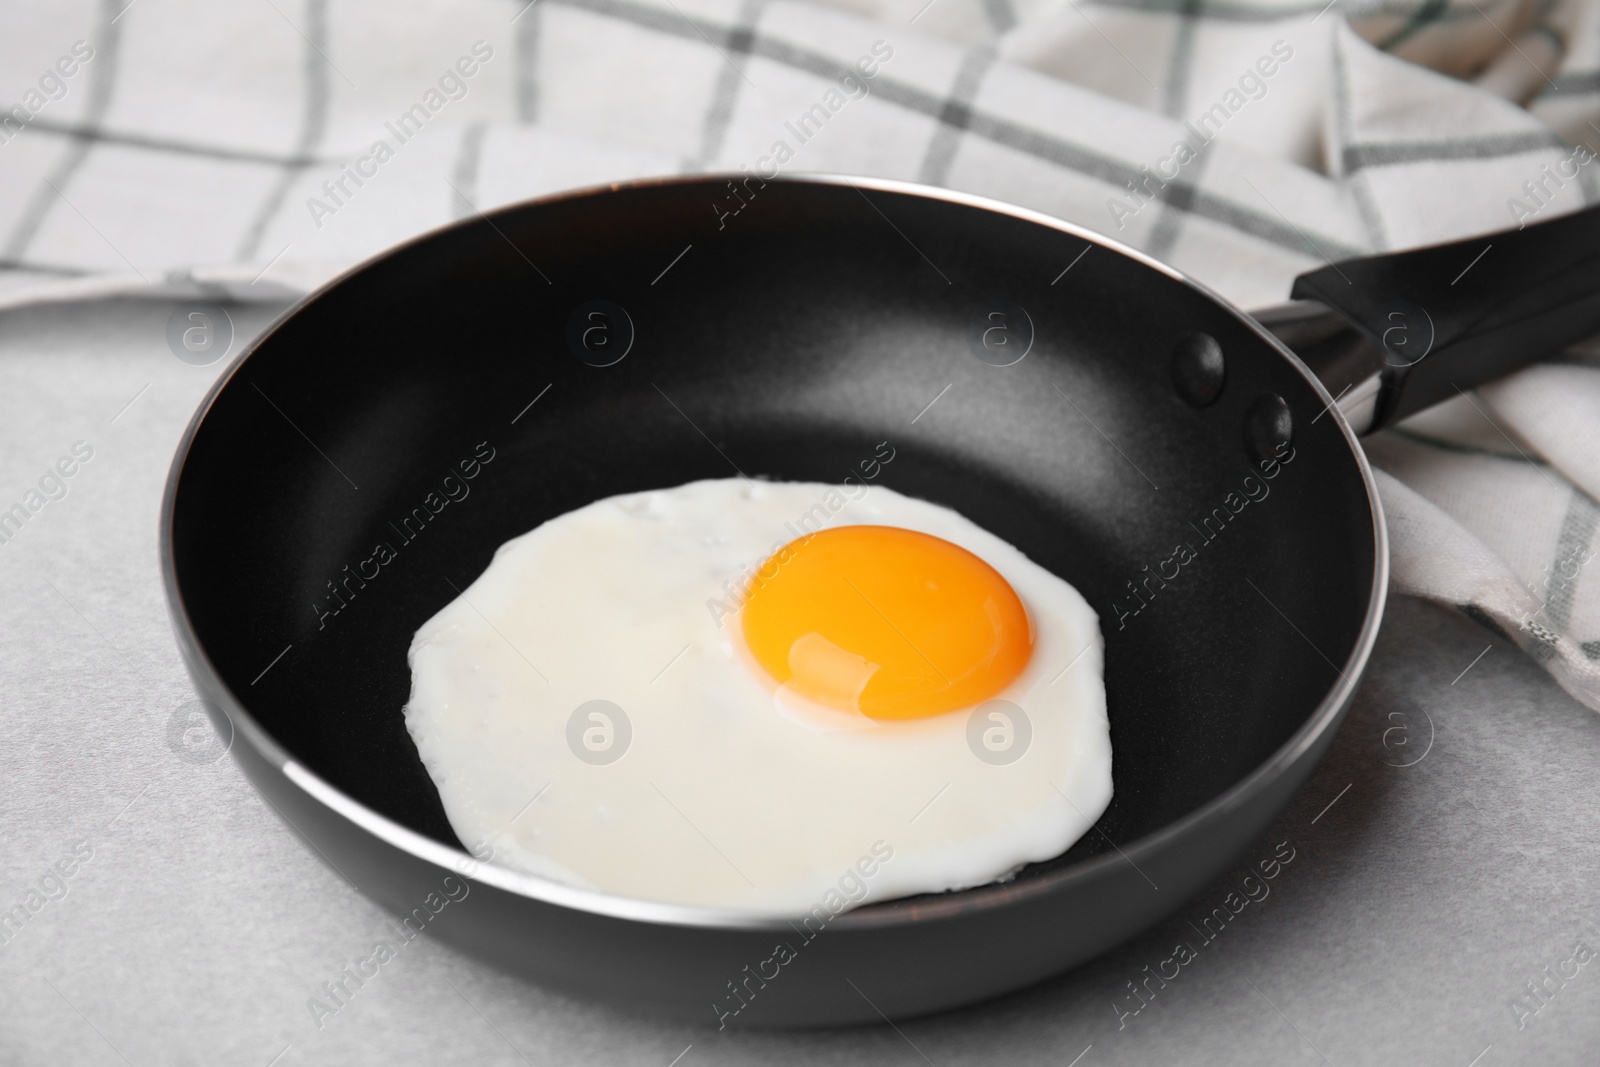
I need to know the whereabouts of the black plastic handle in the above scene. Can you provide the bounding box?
[1290,202,1600,431]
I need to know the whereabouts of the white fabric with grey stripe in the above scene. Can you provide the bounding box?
[1,0,1597,708]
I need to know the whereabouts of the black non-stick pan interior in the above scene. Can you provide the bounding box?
[171,177,1376,903]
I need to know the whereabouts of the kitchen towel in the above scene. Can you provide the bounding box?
[1,0,1597,707]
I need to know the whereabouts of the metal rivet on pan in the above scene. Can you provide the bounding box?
[1243,394,1293,463]
[1170,333,1225,407]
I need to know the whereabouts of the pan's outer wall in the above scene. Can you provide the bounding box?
[177,634,1353,1027]
[163,175,1385,1026]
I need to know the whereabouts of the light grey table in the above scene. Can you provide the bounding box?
[1,297,1596,1066]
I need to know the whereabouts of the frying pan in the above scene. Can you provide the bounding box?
[160,175,1600,1027]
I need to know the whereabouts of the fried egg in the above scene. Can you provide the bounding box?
[404,478,1110,914]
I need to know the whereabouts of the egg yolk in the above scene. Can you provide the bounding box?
[740,525,1033,719]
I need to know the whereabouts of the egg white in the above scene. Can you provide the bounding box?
[404,478,1111,915]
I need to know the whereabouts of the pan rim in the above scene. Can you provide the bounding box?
[159,171,1389,932]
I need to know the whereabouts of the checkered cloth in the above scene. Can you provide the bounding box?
[2,0,1598,707]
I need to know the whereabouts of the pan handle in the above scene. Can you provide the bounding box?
[1286,202,1600,433]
